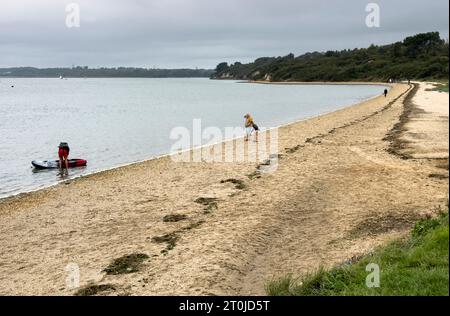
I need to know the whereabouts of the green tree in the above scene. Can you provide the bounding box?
[215,62,229,73]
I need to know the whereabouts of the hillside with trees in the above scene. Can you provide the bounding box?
[212,32,449,82]
[0,67,213,78]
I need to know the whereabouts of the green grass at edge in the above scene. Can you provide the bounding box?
[266,211,449,296]
[427,81,449,93]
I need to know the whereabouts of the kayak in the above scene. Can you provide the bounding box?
[31,159,87,169]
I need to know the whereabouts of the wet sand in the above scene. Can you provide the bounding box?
[0,82,448,296]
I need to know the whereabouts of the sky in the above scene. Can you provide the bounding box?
[0,0,448,69]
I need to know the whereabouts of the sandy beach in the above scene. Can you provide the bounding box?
[0,82,448,296]
[399,82,449,159]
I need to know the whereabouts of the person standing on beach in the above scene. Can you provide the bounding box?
[244,114,259,142]
[384,88,388,97]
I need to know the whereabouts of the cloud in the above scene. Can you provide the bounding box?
[0,0,448,68]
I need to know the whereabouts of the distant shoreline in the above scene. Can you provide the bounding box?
[247,80,393,87]
[0,67,214,79]
[0,76,212,79]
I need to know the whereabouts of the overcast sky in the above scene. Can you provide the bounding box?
[0,0,448,69]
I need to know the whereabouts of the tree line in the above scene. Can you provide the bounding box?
[212,32,449,82]
[0,67,214,78]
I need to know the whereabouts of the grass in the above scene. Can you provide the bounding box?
[266,211,449,296]
[427,81,449,93]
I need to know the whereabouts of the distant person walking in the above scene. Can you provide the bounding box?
[384,88,388,97]
[244,114,259,142]
[58,142,70,172]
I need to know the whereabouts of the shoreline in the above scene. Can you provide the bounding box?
[0,81,391,203]
[247,80,393,87]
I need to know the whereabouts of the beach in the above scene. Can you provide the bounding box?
[0,82,448,296]
[399,82,449,159]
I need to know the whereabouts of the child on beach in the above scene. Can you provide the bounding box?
[244,114,259,142]
[384,89,388,97]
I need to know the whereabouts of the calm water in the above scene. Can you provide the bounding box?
[0,78,384,198]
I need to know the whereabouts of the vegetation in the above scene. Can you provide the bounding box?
[266,210,449,296]
[0,67,213,78]
[213,32,449,82]
[427,81,449,93]
[103,253,149,275]
[74,284,116,296]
